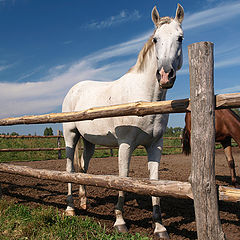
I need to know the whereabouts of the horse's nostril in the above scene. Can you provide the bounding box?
[169,69,174,79]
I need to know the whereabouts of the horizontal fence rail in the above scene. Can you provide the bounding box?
[0,135,236,154]
[0,93,239,126]
[0,147,66,152]
[0,163,239,202]
[0,135,63,138]
[0,135,183,155]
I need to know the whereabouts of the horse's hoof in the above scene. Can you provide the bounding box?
[154,231,170,239]
[114,224,128,233]
[80,198,87,210]
[80,203,87,210]
[65,209,76,216]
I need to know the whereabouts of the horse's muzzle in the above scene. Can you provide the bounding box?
[156,68,176,89]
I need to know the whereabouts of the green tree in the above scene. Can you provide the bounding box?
[10,132,19,136]
[164,127,183,137]
[44,127,54,136]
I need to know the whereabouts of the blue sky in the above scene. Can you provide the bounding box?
[0,0,240,135]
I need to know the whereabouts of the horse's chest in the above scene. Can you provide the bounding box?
[145,114,168,136]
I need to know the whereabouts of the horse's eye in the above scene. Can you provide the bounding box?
[153,37,157,44]
[178,36,183,43]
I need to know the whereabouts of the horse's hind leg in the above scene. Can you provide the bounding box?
[78,138,95,209]
[221,138,237,186]
[63,124,80,216]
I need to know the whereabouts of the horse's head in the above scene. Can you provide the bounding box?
[152,4,184,89]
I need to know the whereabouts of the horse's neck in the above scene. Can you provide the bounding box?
[223,109,240,146]
[128,44,167,102]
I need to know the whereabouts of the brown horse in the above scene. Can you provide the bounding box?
[182,109,240,186]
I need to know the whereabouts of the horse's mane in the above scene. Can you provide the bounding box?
[128,35,155,73]
[128,17,173,73]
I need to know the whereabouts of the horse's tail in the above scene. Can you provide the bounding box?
[182,126,191,155]
[73,137,82,172]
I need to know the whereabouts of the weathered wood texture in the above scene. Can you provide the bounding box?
[57,130,62,159]
[0,163,192,199]
[0,147,66,152]
[189,42,226,240]
[0,93,240,126]
[0,163,239,202]
[0,135,63,138]
[216,93,240,108]
[0,99,190,126]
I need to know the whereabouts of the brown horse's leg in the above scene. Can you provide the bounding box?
[221,138,237,186]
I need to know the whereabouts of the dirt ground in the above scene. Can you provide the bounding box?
[1,148,240,239]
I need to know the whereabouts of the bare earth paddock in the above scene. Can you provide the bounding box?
[1,148,240,239]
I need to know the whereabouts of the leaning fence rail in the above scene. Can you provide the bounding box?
[0,93,239,126]
[0,163,239,203]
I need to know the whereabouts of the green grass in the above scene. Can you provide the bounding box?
[0,200,150,240]
[0,137,66,162]
[0,136,182,162]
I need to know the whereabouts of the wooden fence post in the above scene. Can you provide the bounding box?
[188,42,226,239]
[57,130,62,159]
[110,149,114,157]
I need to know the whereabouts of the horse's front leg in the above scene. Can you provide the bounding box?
[146,141,170,239]
[221,139,237,186]
[114,142,133,233]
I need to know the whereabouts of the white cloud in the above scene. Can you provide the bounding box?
[215,56,240,69]
[0,63,13,72]
[216,85,240,94]
[84,9,141,29]
[1,1,240,119]
[183,1,240,30]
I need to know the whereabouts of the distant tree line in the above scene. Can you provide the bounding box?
[0,132,20,136]
[1,127,56,136]
[164,127,183,137]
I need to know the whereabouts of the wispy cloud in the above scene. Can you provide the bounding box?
[0,63,13,72]
[216,85,240,94]
[215,56,240,69]
[1,1,240,118]
[183,1,240,30]
[16,66,44,82]
[84,9,141,30]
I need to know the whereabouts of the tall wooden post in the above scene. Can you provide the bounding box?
[188,42,226,240]
[57,130,62,159]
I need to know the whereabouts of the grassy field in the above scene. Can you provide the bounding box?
[0,135,182,239]
[0,136,182,163]
[0,200,149,240]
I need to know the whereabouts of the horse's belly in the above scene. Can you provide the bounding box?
[76,114,169,147]
[76,119,118,146]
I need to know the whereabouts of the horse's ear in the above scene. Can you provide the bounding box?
[175,3,184,24]
[152,6,160,26]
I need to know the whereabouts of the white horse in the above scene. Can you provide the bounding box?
[62,4,184,239]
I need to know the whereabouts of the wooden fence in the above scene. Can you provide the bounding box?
[0,134,182,158]
[0,42,240,239]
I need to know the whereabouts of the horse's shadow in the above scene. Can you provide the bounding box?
[216,175,240,187]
